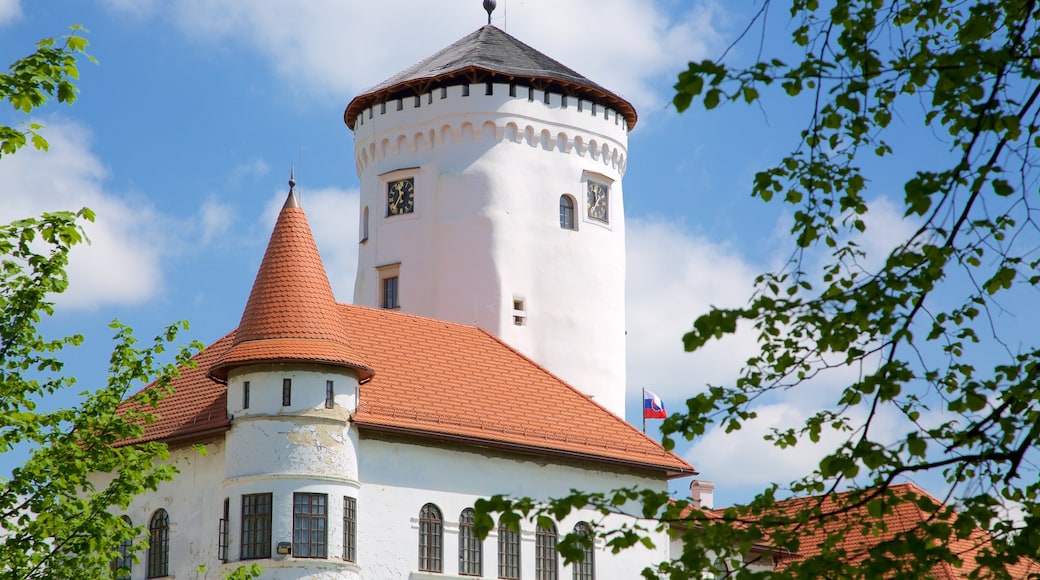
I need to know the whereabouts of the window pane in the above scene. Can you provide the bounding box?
[343,497,357,562]
[498,520,521,579]
[382,276,399,309]
[459,508,482,576]
[111,516,133,580]
[418,503,443,572]
[147,509,169,579]
[293,493,328,558]
[241,493,272,560]
[536,523,558,580]
[560,195,575,230]
[572,522,594,580]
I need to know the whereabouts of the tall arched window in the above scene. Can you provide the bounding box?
[361,206,370,242]
[559,195,576,230]
[536,522,558,580]
[458,508,482,576]
[418,503,443,572]
[147,509,169,578]
[498,519,521,579]
[111,515,133,580]
[572,522,594,580]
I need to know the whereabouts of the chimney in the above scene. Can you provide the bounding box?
[690,479,715,510]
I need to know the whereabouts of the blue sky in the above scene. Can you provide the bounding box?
[0,0,996,508]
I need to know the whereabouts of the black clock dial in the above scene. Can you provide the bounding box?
[387,178,415,216]
[586,181,609,222]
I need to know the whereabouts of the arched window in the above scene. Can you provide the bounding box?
[572,522,594,580]
[498,519,521,579]
[418,503,443,572]
[111,515,133,580]
[147,509,169,578]
[559,195,576,230]
[536,522,558,580]
[458,508,482,576]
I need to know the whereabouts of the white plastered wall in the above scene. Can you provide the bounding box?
[352,84,629,417]
[356,435,670,579]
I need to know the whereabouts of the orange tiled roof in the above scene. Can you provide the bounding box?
[119,306,692,474]
[765,483,1040,579]
[344,305,692,474]
[208,189,372,381]
[115,333,233,446]
[117,183,691,475]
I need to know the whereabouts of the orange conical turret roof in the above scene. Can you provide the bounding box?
[209,177,372,381]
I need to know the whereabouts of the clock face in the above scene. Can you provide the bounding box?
[586,181,609,222]
[387,178,415,216]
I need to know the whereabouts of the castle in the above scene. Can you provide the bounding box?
[107,13,702,580]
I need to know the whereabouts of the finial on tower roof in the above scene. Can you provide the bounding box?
[284,164,300,209]
[483,0,496,24]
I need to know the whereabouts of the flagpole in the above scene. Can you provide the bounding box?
[642,388,646,433]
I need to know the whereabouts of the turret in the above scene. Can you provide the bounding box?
[210,176,366,576]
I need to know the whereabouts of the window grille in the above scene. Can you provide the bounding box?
[241,493,272,560]
[147,509,169,578]
[418,503,443,572]
[293,493,328,558]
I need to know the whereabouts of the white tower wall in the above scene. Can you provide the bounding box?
[221,365,362,579]
[353,83,629,416]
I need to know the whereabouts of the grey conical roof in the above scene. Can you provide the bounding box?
[344,25,636,129]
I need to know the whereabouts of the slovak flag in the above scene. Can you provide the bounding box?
[643,389,667,419]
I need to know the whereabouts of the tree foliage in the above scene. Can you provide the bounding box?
[478,1,1040,578]
[1,26,92,158]
[0,31,205,580]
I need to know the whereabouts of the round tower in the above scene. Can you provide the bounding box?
[345,24,635,417]
[210,182,370,577]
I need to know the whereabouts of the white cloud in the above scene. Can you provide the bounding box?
[260,185,360,302]
[199,197,233,245]
[0,119,164,309]
[0,0,21,27]
[98,0,157,19]
[626,217,759,403]
[104,0,722,119]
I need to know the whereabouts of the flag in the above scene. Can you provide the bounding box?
[643,389,667,419]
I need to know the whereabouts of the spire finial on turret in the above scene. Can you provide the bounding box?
[483,0,496,24]
[284,164,300,209]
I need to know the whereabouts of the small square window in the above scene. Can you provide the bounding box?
[513,299,524,311]
[514,316,525,327]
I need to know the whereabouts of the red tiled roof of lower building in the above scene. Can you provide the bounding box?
[115,333,233,447]
[344,305,693,475]
[118,305,693,475]
[764,483,1040,579]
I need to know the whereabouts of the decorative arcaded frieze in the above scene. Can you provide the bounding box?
[355,117,627,175]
